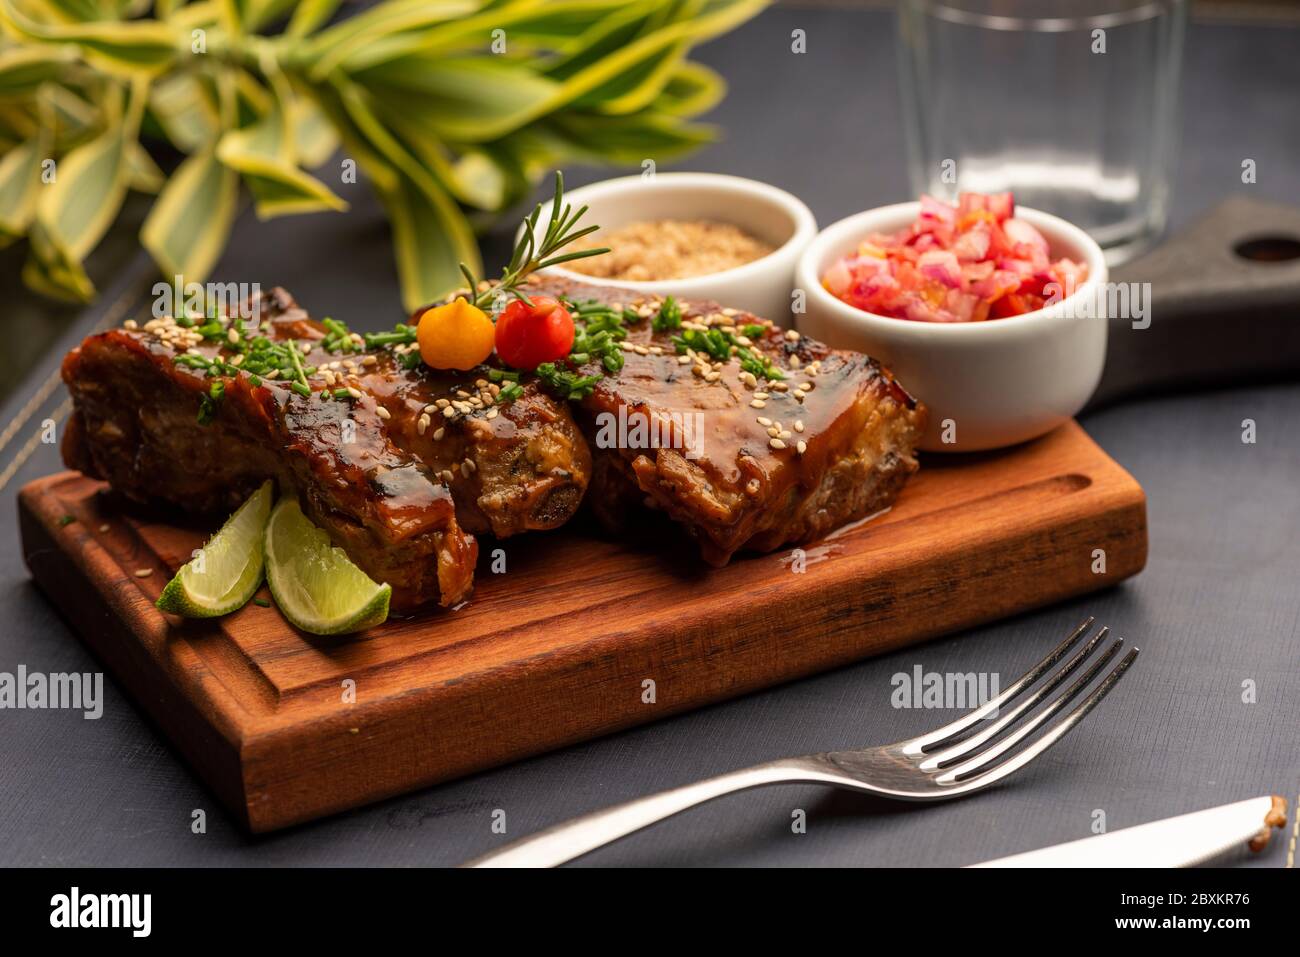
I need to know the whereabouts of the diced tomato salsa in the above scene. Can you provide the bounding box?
[821,193,1089,322]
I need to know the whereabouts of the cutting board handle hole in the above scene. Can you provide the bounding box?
[1233,235,1300,263]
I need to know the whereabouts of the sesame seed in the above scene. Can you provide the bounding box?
[440,469,454,483]
[433,427,445,440]
[790,355,803,369]
[797,440,807,455]
[134,568,152,578]
[769,438,786,450]
[362,355,378,367]
[767,426,780,437]
[486,408,498,420]
[794,391,806,402]
[98,523,109,533]
[757,416,772,426]
[750,399,766,409]
[785,329,801,341]
[677,355,691,365]
[435,398,449,409]
[795,420,805,432]
[754,391,769,400]
[417,415,430,435]
[375,406,391,420]
[123,319,137,330]
[346,387,362,399]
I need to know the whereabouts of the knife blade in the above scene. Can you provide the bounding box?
[970,795,1287,868]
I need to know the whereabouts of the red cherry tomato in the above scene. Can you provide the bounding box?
[494,295,575,370]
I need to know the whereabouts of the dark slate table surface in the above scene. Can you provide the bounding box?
[2,6,1297,868]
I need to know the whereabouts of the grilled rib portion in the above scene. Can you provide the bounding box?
[61,288,590,610]
[526,276,926,565]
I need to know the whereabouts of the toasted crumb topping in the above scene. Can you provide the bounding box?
[566,219,774,281]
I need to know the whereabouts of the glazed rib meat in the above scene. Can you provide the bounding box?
[61,288,590,609]
[524,276,926,565]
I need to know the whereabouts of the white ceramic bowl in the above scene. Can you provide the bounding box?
[527,172,817,325]
[796,203,1109,452]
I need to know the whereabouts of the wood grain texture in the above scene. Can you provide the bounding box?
[18,420,1146,831]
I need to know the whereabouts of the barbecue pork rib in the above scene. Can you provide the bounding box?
[61,288,590,610]
[522,277,926,565]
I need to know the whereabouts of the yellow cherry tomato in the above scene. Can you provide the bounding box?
[417,297,495,371]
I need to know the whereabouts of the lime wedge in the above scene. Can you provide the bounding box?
[156,480,273,618]
[264,496,391,635]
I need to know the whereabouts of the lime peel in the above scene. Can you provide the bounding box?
[264,496,391,636]
[156,480,273,618]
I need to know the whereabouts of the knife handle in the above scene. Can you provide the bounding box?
[1086,196,1300,410]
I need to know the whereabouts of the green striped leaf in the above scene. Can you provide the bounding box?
[126,140,164,193]
[654,60,725,116]
[0,45,77,97]
[1,1,181,76]
[34,84,141,261]
[24,218,95,302]
[0,134,46,236]
[332,0,633,72]
[305,0,482,80]
[149,72,221,153]
[140,148,239,281]
[216,64,347,218]
[374,163,477,313]
[285,0,342,38]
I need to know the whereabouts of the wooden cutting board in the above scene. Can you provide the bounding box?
[19,420,1146,832]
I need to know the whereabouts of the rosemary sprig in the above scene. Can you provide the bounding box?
[461,172,609,310]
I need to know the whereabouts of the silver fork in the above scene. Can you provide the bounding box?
[464,618,1137,867]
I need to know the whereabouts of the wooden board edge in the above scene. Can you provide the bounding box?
[18,479,255,829]
[237,479,1149,831]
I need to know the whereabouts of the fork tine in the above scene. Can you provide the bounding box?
[906,616,1097,754]
[937,636,1123,780]
[936,645,1139,788]
[918,626,1110,770]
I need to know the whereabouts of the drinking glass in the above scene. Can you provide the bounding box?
[897,0,1187,263]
